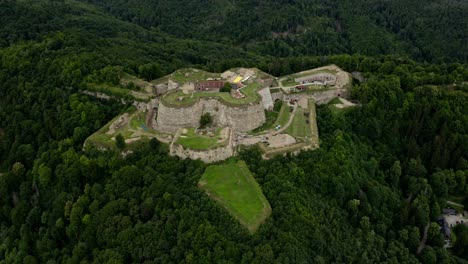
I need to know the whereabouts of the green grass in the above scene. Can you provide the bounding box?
[308,100,319,146]
[85,107,160,150]
[281,78,299,87]
[129,111,146,130]
[198,160,271,233]
[171,68,220,84]
[276,103,292,128]
[161,83,263,107]
[86,82,131,97]
[285,107,312,138]
[251,110,279,134]
[177,128,226,150]
[327,97,342,105]
[251,101,284,134]
[270,88,282,93]
[85,82,150,102]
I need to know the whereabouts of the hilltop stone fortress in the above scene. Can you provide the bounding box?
[149,65,352,162]
[86,65,353,163]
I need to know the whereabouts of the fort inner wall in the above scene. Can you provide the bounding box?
[270,88,350,105]
[157,98,266,133]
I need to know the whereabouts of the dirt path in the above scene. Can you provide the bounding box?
[447,200,464,208]
[335,97,356,109]
[276,105,297,134]
[417,223,430,255]
[146,109,155,128]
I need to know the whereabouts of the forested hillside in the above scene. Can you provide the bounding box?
[1,0,468,263]
[81,0,468,62]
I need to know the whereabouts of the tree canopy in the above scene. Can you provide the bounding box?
[0,0,467,263]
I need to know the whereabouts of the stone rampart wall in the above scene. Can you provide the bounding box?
[268,88,350,105]
[157,98,265,133]
[170,143,235,163]
[258,87,274,110]
[169,128,235,163]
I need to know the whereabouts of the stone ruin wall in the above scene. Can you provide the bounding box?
[156,102,202,133]
[271,88,350,105]
[169,129,235,163]
[311,89,350,104]
[170,142,235,163]
[157,99,266,133]
[295,73,337,84]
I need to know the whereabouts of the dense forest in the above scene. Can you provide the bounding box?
[80,0,468,62]
[1,0,468,263]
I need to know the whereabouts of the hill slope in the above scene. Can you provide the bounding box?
[81,0,468,62]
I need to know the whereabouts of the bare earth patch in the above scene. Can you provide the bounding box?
[268,134,296,148]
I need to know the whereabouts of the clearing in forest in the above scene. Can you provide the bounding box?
[198,160,271,233]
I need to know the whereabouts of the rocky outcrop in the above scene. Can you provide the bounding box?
[168,80,179,91]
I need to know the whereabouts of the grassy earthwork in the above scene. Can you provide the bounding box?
[86,81,153,102]
[276,103,292,128]
[176,128,227,150]
[284,107,312,138]
[280,69,337,87]
[251,101,291,134]
[198,160,271,233]
[85,107,159,150]
[170,68,221,84]
[161,83,263,107]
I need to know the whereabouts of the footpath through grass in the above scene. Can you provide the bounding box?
[198,160,271,233]
[285,107,312,138]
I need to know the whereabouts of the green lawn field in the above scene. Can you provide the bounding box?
[276,103,292,128]
[177,128,226,150]
[198,160,271,233]
[285,107,312,138]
